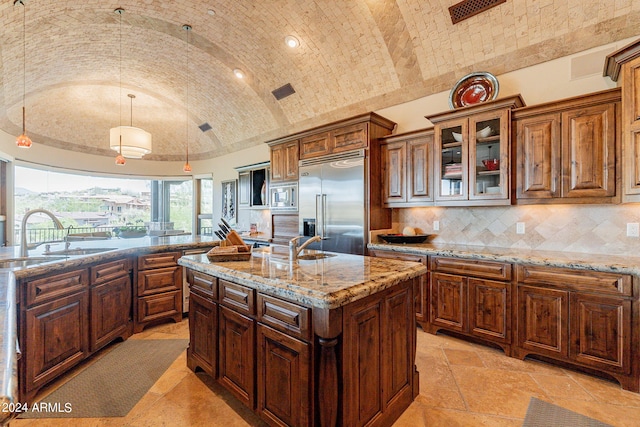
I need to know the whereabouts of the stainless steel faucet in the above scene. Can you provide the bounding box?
[289,235,322,261]
[20,209,65,257]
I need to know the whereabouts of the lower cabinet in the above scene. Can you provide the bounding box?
[515,264,636,391]
[185,269,417,426]
[187,291,217,378]
[218,305,255,408]
[368,248,429,329]
[429,256,512,355]
[24,291,89,397]
[135,251,182,332]
[257,324,311,427]
[90,275,131,352]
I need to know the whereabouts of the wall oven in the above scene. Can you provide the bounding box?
[270,182,298,211]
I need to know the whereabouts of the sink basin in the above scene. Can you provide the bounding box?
[296,253,337,261]
[44,247,117,256]
[0,256,67,269]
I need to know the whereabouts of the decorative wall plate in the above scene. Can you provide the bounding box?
[449,72,499,109]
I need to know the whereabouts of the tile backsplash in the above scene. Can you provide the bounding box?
[394,204,640,256]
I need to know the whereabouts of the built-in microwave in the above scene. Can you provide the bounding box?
[270,182,297,211]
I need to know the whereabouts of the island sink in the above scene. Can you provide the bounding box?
[0,256,66,269]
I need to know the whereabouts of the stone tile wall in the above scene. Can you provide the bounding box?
[395,204,640,256]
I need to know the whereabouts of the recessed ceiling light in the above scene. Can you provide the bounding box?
[285,35,299,48]
[207,9,215,16]
[233,68,245,79]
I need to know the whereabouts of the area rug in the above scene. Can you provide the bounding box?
[20,339,188,418]
[523,397,613,427]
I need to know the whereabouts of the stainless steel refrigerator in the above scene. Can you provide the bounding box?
[298,150,366,255]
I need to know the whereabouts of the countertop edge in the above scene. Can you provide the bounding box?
[368,243,640,277]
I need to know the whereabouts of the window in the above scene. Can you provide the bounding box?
[13,164,194,245]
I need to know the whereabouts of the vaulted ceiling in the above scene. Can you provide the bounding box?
[0,0,638,161]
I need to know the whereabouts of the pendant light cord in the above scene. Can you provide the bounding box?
[185,25,190,163]
[118,8,123,154]
[21,0,26,134]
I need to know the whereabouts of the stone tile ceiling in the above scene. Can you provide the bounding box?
[0,0,638,161]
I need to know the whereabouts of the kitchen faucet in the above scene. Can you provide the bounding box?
[289,235,322,261]
[20,209,65,257]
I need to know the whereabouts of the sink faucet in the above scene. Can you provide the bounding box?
[289,235,322,261]
[20,209,65,257]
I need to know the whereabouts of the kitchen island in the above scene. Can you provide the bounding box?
[178,248,427,427]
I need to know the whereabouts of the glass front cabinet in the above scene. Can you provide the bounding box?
[427,95,525,206]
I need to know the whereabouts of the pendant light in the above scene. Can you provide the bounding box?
[109,8,152,160]
[14,0,31,148]
[182,24,192,173]
[113,8,125,165]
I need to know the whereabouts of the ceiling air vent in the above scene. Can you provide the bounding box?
[272,83,296,101]
[198,122,212,132]
[449,0,506,24]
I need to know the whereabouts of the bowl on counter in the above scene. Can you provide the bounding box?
[452,132,462,142]
[379,234,431,244]
[482,159,500,171]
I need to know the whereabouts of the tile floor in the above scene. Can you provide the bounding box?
[11,320,640,426]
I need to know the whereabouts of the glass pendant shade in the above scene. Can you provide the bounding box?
[16,133,32,148]
[115,153,126,165]
[109,126,152,158]
[183,162,192,172]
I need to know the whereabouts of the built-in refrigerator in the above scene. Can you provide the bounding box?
[298,150,366,255]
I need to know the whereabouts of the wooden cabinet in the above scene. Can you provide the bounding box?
[299,122,368,160]
[237,162,270,208]
[515,264,637,391]
[368,248,429,329]
[513,89,620,204]
[24,290,89,397]
[427,96,524,206]
[429,256,512,354]
[89,258,132,352]
[135,251,182,332]
[381,129,434,206]
[185,267,417,426]
[257,324,311,426]
[342,280,416,427]
[270,140,299,182]
[604,41,640,202]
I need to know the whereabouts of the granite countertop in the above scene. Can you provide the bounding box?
[178,247,427,309]
[368,242,640,277]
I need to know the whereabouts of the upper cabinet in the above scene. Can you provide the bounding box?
[236,162,270,209]
[381,129,434,207]
[426,96,524,206]
[299,122,368,159]
[269,140,299,183]
[512,89,620,204]
[605,40,640,203]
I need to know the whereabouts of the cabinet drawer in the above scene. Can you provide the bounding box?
[516,265,632,296]
[91,258,132,285]
[220,280,255,315]
[137,290,181,323]
[26,269,89,306]
[369,249,427,265]
[431,256,511,281]
[137,267,181,296]
[188,270,217,299]
[257,294,311,341]
[137,252,180,270]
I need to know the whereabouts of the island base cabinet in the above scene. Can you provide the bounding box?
[23,291,89,399]
[187,292,217,378]
[257,324,311,427]
[219,305,255,409]
[342,280,416,427]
